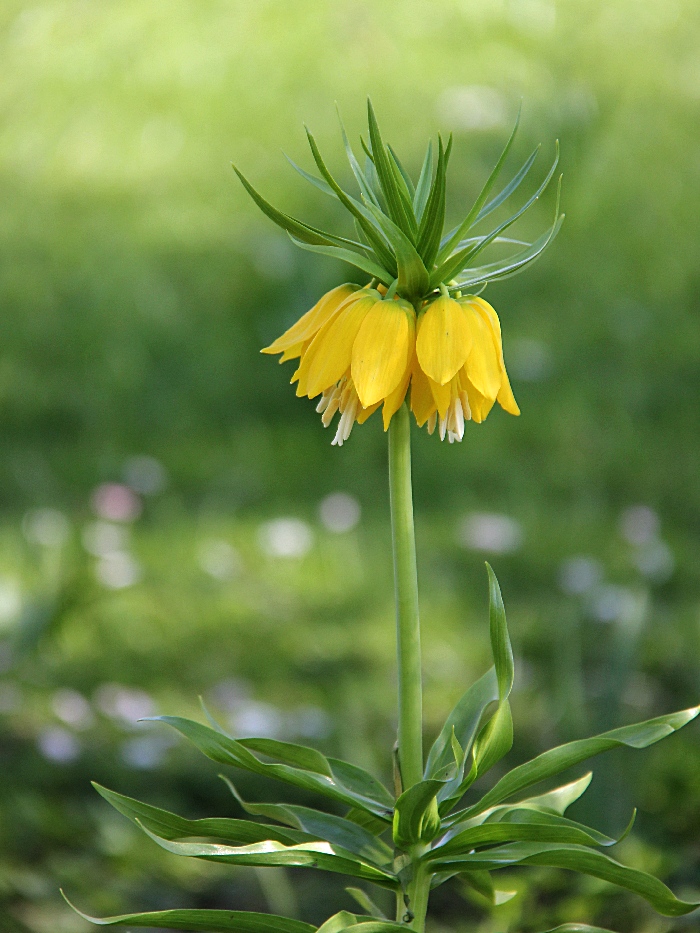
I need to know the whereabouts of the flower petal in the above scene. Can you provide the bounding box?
[416,296,472,386]
[428,375,452,420]
[409,359,436,427]
[463,377,495,423]
[262,284,360,354]
[461,301,502,400]
[297,292,379,398]
[352,298,415,408]
[468,296,520,416]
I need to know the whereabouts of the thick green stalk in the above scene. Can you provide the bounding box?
[388,402,423,791]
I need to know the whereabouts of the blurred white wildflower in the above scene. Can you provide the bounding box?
[458,513,523,554]
[258,518,313,558]
[319,492,361,533]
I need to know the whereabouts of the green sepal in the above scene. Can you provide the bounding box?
[428,842,700,917]
[233,165,363,251]
[137,822,399,888]
[413,140,434,222]
[290,237,392,285]
[149,716,393,820]
[344,888,388,920]
[437,107,522,262]
[454,705,700,822]
[416,135,447,269]
[61,893,315,933]
[366,100,415,237]
[222,777,393,866]
[93,783,308,846]
[392,779,445,848]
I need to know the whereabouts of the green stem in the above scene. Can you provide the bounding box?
[388,403,423,791]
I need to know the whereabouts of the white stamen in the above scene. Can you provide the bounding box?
[460,390,472,421]
[427,412,437,435]
[322,397,340,427]
[439,416,447,441]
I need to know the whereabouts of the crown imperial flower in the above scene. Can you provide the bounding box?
[240,102,563,445]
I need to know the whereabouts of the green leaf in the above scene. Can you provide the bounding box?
[454,706,700,821]
[540,927,619,933]
[437,108,522,262]
[93,783,308,846]
[138,823,399,888]
[387,146,415,199]
[428,842,700,917]
[62,894,315,933]
[364,203,429,300]
[470,701,513,781]
[450,205,564,291]
[284,153,335,197]
[432,143,559,288]
[222,778,393,866]
[393,779,444,848]
[429,809,619,859]
[290,237,392,284]
[413,140,433,222]
[304,127,397,272]
[151,717,393,820]
[459,871,517,906]
[232,165,363,251]
[327,758,395,810]
[416,135,447,269]
[336,107,381,208]
[316,915,405,933]
[345,888,388,920]
[475,145,540,224]
[366,100,415,237]
[237,737,332,776]
[426,670,498,781]
[486,563,513,701]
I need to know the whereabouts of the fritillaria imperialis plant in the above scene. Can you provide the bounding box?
[66,103,699,933]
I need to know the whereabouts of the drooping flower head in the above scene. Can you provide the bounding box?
[236,102,562,445]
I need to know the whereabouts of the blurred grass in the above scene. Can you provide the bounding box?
[1,0,700,931]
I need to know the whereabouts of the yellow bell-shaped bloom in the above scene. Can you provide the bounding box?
[262,287,518,445]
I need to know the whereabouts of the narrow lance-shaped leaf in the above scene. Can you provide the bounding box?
[474,144,540,225]
[439,565,515,810]
[316,914,406,933]
[222,777,393,866]
[450,200,564,292]
[93,783,309,847]
[416,135,447,269]
[233,166,365,252]
[443,773,594,832]
[366,100,416,237]
[428,842,700,917]
[290,238,392,285]
[387,145,415,199]
[336,106,381,207]
[62,894,316,933]
[426,667,498,782]
[437,107,522,262]
[393,778,446,848]
[431,143,559,289]
[138,823,399,889]
[345,888,388,920]
[364,203,429,300]
[305,127,397,272]
[453,705,700,821]
[413,139,434,222]
[150,716,393,820]
[284,153,336,197]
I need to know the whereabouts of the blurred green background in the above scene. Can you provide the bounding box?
[2,0,700,930]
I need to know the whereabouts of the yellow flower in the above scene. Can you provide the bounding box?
[262,287,518,445]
